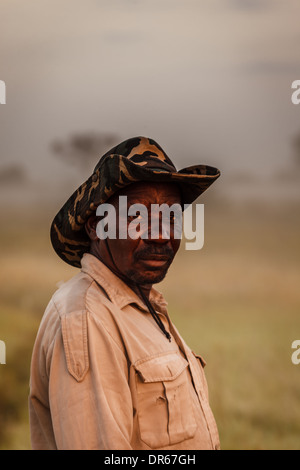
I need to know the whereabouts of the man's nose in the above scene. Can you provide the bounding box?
[145,216,171,243]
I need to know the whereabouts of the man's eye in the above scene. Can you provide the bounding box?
[128,214,142,221]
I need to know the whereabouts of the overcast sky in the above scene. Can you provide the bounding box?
[0,0,299,203]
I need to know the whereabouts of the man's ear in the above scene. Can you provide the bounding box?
[85,214,99,241]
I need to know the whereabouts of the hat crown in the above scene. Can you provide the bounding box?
[94,136,177,173]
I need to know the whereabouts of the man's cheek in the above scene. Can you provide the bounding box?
[172,238,181,256]
[110,239,137,264]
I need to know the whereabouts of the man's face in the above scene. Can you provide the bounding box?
[95,181,182,286]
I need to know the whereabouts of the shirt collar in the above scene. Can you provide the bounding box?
[80,253,168,313]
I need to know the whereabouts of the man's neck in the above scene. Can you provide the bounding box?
[131,283,152,302]
[89,248,153,301]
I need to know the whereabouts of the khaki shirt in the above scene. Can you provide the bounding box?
[29,253,220,450]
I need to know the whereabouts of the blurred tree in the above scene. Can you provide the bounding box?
[292,131,300,167]
[51,132,119,172]
[0,164,27,186]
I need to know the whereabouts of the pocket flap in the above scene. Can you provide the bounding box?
[134,352,188,383]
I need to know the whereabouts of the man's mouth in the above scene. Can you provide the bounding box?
[137,254,171,268]
[139,255,170,261]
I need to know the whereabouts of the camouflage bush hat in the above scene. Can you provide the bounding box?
[50,136,221,267]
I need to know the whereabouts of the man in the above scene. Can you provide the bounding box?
[29,136,221,450]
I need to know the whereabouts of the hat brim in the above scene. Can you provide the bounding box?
[50,154,220,267]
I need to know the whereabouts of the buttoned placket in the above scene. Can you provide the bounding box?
[156,308,220,450]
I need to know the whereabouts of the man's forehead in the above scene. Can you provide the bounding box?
[117,181,181,201]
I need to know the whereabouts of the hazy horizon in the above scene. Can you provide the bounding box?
[0,0,299,204]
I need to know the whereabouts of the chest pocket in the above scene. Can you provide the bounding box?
[133,351,197,449]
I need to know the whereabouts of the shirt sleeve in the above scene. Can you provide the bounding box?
[30,304,134,450]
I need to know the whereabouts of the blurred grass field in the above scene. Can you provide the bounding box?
[0,201,300,449]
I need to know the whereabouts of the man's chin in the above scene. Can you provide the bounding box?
[126,268,169,286]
